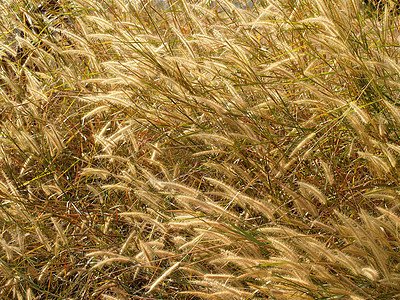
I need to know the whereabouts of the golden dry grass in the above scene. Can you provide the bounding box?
[0,0,399,298]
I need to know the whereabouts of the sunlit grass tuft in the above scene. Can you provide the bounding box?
[0,0,399,298]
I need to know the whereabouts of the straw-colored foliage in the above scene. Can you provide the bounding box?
[0,0,399,298]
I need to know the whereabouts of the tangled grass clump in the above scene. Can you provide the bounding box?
[0,0,400,298]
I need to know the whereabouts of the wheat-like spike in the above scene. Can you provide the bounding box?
[19,155,32,176]
[380,144,396,168]
[146,261,181,294]
[384,100,400,124]
[101,184,131,192]
[94,155,130,162]
[213,252,266,269]
[38,261,51,283]
[179,291,227,299]
[23,211,52,252]
[90,257,135,270]
[108,123,134,145]
[358,151,391,175]
[175,195,239,219]
[280,183,318,216]
[335,211,390,277]
[120,229,137,255]
[81,168,111,180]
[346,113,371,148]
[387,143,400,155]
[269,238,298,261]
[15,227,25,254]
[350,101,370,124]
[133,190,163,209]
[179,233,205,250]
[361,267,380,281]
[202,278,253,298]
[194,228,233,245]
[191,133,234,146]
[0,181,11,198]
[204,162,237,179]
[192,149,228,157]
[0,238,16,261]
[298,181,327,204]
[45,124,64,153]
[275,157,296,177]
[86,251,127,258]
[103,215,112,234]
[25,288,35,300]
[320,159,335,185]
[289,132,316,158]
[100,295,120,300]
[137,167,164,190]
[363,189,396,201]
[51,217,68,246]
[171,26,196,60]
[138,240,154,266]
[83,105,109,120]
[119,212,167,233]
[168,216,227,230]
[158,181,199,197]
[86,184,104,204]
[311,220,337,233]
[377,207,400,226]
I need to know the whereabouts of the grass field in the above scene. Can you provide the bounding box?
[0,0,400,299]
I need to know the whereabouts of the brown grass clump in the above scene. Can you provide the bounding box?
[0,0,400,298]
